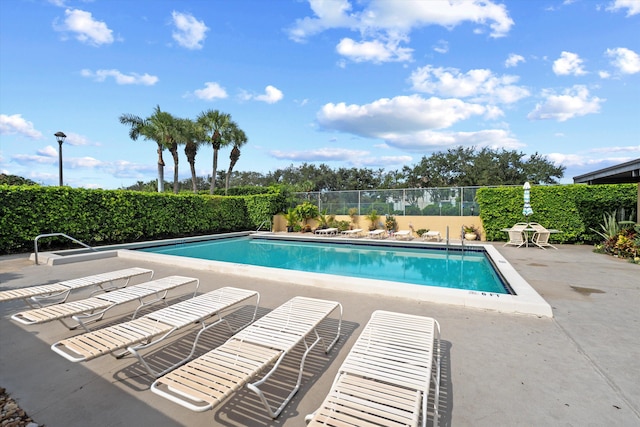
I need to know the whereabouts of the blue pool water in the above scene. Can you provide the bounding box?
[139,236,509,294]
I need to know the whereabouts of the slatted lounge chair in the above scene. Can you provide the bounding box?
[306,310,441,427]
[315,227,339,236]
[394,230,413,240]
[368,229,387,239]
[151,296,342,419]
[0,267,154,308]
[422,231,442,242]
[341,228,363,237]
[11,276,199,332]
[51,287,260,377]
[503,222,529,248]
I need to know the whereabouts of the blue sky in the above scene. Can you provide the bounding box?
[1,0,639,189]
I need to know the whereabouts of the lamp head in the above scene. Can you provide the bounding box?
[54,131,67,144]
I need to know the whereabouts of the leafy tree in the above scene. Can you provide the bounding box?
[0,174,38,186]
[178,118,206,193]
[197,109,233,194]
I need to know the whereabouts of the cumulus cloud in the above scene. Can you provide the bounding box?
[171,11,208,50]
[409,65,530,104]
[384,129,523,152]
[54,9,114,46]
[288,0,513,63]
[605,47,640,74]
[254,85,284,104]
[0,114,43,139]
[191,82,228,100]
[336,37,413,63]
[80,69,159,85]
[553,51,587,76]
[527,85,603,122]
[606,0,640,16]
[505,53,525,68]
[318,95,489,136]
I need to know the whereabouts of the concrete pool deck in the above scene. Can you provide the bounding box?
[0,242,638,426]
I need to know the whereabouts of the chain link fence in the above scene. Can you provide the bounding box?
[292,186,503,216]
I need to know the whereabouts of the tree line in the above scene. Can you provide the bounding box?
[122,146,566,193]
[119,106,246,194]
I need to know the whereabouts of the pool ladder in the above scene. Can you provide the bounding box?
[34,233,96,265]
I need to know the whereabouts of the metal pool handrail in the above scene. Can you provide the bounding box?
[34,233,96,265]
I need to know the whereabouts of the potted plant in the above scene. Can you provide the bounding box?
[294,202,320,233]
[348,207,359,229]
[284,208,299,232]
[463,225,481,241]
[385,214,398,232]
[365,209,381,231]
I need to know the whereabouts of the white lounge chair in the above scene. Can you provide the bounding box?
[51,287,259,377]
[11,276,199,331]
[306,310,441,427]
[0,267,154,308]
[394,230,414,240]
[341,228,363,237]
[315,227,339,236]
[422,231,442,242]
[368,229,387,239]
[503,223,529,248]
[151,296,342,418]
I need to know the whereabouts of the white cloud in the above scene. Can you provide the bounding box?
[606,0,640,16]
[336,37,413,63]
[192,82,228,100]
[288,0,513,63]
[171,11,208,50]
[433,40,449,54]
[318,95,489,136]
[0,114,43,139]
[54,9,114,46]
[384,129,523,152]
[605,47,640,74]
[409,65,530,104]
[527,85,603,122]
[589,145,640,153]
[68,156,103,168]
[505,53,525,68]
[553,51,587,76]
[254,85,284,104]
[80,69,159,85]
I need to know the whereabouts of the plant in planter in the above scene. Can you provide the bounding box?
[348,207,359,229]
[365,209,381,231]
[385,214,398,232]
[463,225,481,241]
[284,208,299,232]
[317,209,330,229]
[294,202,320,233]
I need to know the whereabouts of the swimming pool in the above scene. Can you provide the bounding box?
[139,236,510,294]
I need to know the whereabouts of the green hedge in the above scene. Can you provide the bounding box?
[0,185,286,254]
[477,184,637,243]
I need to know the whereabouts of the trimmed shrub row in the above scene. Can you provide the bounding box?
[0,185,286,254]
[477,184,637,244]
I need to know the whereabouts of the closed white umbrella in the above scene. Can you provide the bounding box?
[523,182,533,218]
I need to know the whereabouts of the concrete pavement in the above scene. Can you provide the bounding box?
[1,242,638,426]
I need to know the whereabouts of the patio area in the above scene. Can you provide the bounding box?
[0,242,638,426]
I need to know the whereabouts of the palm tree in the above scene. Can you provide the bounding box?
[225,122,247,194]
[197,109,232,194]
[178,118,205,193]
[144,106,182,194]
[119,107,174,193]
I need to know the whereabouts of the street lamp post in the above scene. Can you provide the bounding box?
[55,131,67,186]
